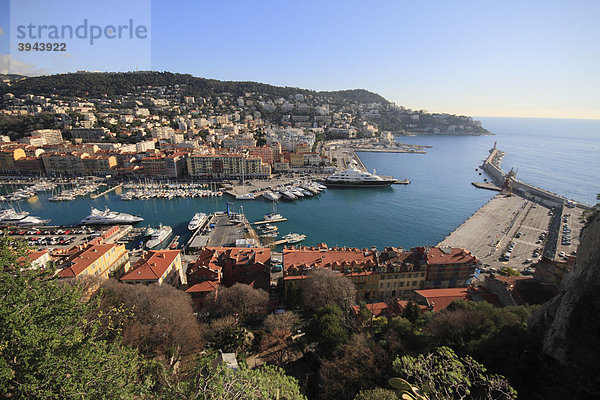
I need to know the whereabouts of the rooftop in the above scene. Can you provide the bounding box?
[58,244,120,278]
[120,250,180,281]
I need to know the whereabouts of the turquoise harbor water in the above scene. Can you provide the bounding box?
[6,117,600,250]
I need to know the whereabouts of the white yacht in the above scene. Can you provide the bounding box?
[262,190,281,201]
[290,188,305,198]
[264,212,284,221]
[0,208,50,226]
[324,167,396,187]
[80,207,143,225]
[280,190,297,201]
[283,233,306,244]
[235,193,256,200]
[188,212,208,231]
[146,224,173,249]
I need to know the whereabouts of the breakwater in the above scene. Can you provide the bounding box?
[481,143,590,210]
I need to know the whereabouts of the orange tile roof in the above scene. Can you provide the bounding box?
[193,247,271,270]
[424,247,480,265]
[27,249,49,261]
[414,288,470,312]
[58,244,119,278]
[186,281,219,293]
[120,250,180,282]
[351,302,389,317]
[283,246,375,271]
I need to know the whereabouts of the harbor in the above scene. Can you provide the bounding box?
[0,126,596,260]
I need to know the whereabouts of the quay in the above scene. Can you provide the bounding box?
[352,148,426,154]
[439,144,589,272]
[186,212,259,253]
[90,183,123,199]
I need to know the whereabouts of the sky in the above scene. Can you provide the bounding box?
[1,0,599,119]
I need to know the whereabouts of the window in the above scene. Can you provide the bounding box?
[380,283,384,288]
[400,282,405,287]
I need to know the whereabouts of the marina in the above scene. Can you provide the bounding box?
[0,118,597,256]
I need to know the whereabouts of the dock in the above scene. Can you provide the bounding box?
[254,218,288,225]
[267,239,290,247]
[90,183,123,199]
[168,235,180,249]
[471,181,501,191]
[186,212,260,253]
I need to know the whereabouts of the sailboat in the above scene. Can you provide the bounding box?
[235,157,256,200]
[264,200,284,222]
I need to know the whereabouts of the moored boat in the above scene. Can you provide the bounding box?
[146,224,173,249]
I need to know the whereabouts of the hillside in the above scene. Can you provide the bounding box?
[0,71,490,135]
[0,71,387,104]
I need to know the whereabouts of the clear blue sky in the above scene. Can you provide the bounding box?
[1,0,599,119]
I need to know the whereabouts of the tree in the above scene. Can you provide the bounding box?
[354,388,399,400]
[302,269,356,311]
[402,300,422,324]
[308,304,348,356]
[425,300,534,354]
[263,311,300,333]
[393,346,517,400]
[97,279,202,367]
[213,283,269,320]
[162,357,306,400]
[499,267,520,277]
[0,238,148,399]
[319,334,388,400]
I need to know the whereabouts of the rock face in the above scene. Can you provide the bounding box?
[529,210,600,395]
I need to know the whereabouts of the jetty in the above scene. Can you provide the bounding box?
[254,218,288,225]
[91,183,123,199]
[471,181,501,191]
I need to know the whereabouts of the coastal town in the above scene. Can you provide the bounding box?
[0,73,588,319]
[0,72,597,400]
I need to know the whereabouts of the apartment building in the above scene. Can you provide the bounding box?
[120,250,183,286]
[41,152,87,175]
[57,243,130,279]
[187,154,271,179]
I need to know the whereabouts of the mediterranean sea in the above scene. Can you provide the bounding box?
[7,117,600,250]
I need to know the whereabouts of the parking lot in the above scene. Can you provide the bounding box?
[438,194,584,275]
[1,225,132,250]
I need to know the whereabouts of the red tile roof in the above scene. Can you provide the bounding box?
[424,247,480,265]
[120,250,180,282]
[186,281,219,293]
[414,288,470,312]
[58,244,120,278]
[283,246,375,271]
[190,247,271,273]
[351,302,389,317]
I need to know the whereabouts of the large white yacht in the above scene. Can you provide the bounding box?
[262,190,281,201]
[80,207,143,225]
[324,166,396,187]
[0,208,50,226]
[146,224,173,249]
[187,212,208,231]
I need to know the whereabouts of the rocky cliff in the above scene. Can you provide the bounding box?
[529,210,600,396]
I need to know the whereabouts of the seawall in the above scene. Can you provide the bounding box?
[480,143,590,210]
